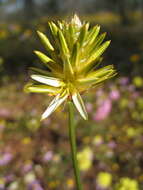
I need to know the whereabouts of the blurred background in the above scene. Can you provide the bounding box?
[0,0,143,189]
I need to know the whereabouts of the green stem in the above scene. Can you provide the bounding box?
[68,101,83,190]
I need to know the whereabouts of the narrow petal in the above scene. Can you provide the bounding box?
[64,58,74,79]
[72,92,88,120]
[58,30,69,56]
[29,67,53,77]
[34,51,54,63]
[37,31,54,51]
[87,25,100,45]
[77,69,117,86]
[89,41,110,63]
[41,93,68,120]
[48,22,58,36]
[24,83,60,94]
[31,75,64,87]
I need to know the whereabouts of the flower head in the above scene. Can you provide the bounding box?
[24,15,116,120]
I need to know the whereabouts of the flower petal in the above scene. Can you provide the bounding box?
[72,92,88,120]
[31,75,64,87]
[24,83,60,94]
[34,51,54,63]
[29,67,53,77]
[41,93,68,120]
[77,72,117,87]
[37,31,54,51]
[58,30,69,56]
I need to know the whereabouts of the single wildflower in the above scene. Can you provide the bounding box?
[24,14,117,120]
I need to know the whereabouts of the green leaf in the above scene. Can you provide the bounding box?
[37,31,54,51]
[58,30,69,56]
[72,92,88,120]
[41,93,68,120]
[31,74,64,87]
[24,83,59,94]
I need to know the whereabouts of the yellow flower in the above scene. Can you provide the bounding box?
[77,147,93,171]
[24,15,116,120]
[115,177,139,190]
[97,172,112,188]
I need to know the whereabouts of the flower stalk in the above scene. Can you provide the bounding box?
[68,101,83,190]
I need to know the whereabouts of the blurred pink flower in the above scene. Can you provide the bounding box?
[28,180,44,190]
[23,162,33,173]
[93,99,112,121]
[96,89,104,97]
[108,141,117,149]
[109,90,120,100]
[86,102,93,112]
[0,152,13,166]
[119,77,129,85]
[43,151,53,162]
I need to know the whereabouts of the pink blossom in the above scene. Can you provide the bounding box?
[43,151,53,162]
[119,77,129,85]
[93,99,112,121]
[0,152,13,166]
[109,90,120,100]
[86,102,93,112]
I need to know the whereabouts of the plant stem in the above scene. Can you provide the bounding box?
[68,101,83,190]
